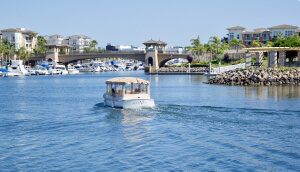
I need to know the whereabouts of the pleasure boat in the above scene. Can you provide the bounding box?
[103,77,155,108]
[68,66,80,74]
[77,63,93,72]
[55,65,69,75]
[10,60,31,76]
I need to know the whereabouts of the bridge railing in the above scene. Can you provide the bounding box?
[66,51,146,55]
[29,53,46,57]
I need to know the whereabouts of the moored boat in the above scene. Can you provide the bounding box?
[103,77,155,108]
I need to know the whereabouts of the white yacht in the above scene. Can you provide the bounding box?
[77,63,93,72]
[30,65,49,75]
[10,60,31,76]
[68,66,80,74]
[103,77,155,108]
[55,65,69,75]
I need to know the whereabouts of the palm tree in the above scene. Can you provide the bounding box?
[4,44,14,63]
[15,47,24,60]
[209,36,221,54]
[185,36,205,61]
[204,43,216,61]
[84,47,91,53]
[276,32,283,40]
[250,38,261,47]
[90,40,98,49]
[29,32,37,39]
[220,42,229,51]
[229,38,244,54]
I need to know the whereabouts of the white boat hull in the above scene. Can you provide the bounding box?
[104,98,155,108]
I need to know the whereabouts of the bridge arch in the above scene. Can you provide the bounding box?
[148,57,153,66]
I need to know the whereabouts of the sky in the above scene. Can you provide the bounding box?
[1,0,300,47]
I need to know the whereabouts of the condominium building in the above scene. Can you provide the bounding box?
[227,26,246,42]
[268,24,299,38]
[227,24,299,48]
[0,28,38,52]
[242,28,271,47]
[47,34,65,44]
[67,35,91,52]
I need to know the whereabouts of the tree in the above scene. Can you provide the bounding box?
[209,36,221,54]
[185,36,205,61]
[251,38,262,47]
[98,47,106,53]
[16,47,26,60]
[84,47,91,53]
[37,36,47,47]
[90,40,98,49]
[229,38,244,54]
[29,32,37,39]
[220,42,229,51]
[221,37,228,44]
[204,43,216,61]
[186,55,193,63]
[276,32,283,40]
[265,41,274,47]
[34,36,47,54]
[273,35,300,47]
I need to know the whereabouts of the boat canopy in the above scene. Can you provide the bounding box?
[106,77,150,85]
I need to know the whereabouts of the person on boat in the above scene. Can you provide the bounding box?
[112,88,116,97]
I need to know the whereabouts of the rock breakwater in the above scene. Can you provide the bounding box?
[204,68,300,85]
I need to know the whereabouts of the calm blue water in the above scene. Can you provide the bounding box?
[0,71,300,171]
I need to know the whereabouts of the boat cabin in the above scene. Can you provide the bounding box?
[105,77,150,100]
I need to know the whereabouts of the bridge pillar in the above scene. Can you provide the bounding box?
[145,50,158,72]
[269,51,277,67]
[255,52,263,67]
[45,52,59,65]
[278,51,286,66]
[245,52,251,68]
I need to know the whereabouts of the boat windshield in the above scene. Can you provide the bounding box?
[107,84,123,96]
[107,83,149,96]
[125,83,148,94]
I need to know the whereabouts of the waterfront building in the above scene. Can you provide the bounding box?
[106,43,118,51]
[47,34,65,45]
[106,43,145,52]
[0,28,38,52]
[67,35,91,53]
[165,46,185,54]
[227,24,299,48]
[0,31,2,40]
[227,26,246,42]
[242,28,271,48]
[114,45,132,52]
[268,24,299,38]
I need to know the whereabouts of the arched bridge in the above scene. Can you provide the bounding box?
[29,39,190,72]
[29,52,189,71]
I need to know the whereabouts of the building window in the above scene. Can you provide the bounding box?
[229,33,234,40]
[245,34,251,40]
[237,34,240,39]
[73,39,76,45]
[273,31,281,38]
[285,31,294,36]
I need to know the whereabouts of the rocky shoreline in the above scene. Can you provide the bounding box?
[204,68,300,85]
[157,67,212,73]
